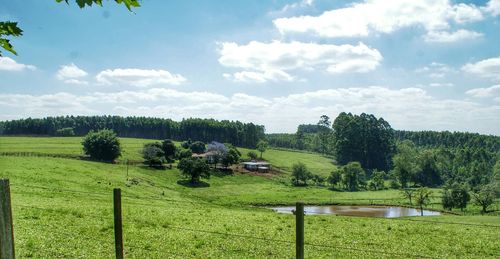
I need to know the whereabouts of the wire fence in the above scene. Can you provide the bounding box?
[1,178,498,258]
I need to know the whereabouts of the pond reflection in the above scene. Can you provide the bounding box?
[271,205,440,218]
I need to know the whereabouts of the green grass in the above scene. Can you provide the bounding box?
[0,136,499,258]
[238,147,336,177]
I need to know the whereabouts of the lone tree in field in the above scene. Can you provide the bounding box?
[414,187,433,216]
[142,142,165,168]
[256,140,268,159]
[82,129,121,162]
[291,162,311,186]
[178,157,210,184]
[472,184,496,213]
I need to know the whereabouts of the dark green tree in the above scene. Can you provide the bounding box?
[81,129,121,162]
[441,189,454,211]
[142,142,165,168]
[328,168,342,188]
[332,112,395,171]
[190,141,206,154]
[161,139,177,163]
[178,157,210,183]
[369,170,386,190]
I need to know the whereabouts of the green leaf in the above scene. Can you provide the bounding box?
[0,38,17,56]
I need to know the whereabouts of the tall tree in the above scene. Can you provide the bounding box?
[392,140,419,188]
[332,112,395,171]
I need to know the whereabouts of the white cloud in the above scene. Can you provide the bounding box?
[218,41,382,83]
[429,83,454,87]
[96,68,187,87]
[466,85,500,101]
[273,0,484,42]
[424,29,483,43]
[482,0,500,16]
[462,57,500,80]
[0,57,36,71]
[56,63,88,85]
[1,86,499,135]
[415,62,456,78]
[449,3,484,24]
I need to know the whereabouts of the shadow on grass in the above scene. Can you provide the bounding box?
[177,179,210,188]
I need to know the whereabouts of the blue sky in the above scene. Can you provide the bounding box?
[1,0,499,134]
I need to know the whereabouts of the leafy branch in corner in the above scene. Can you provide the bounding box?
[0,0,140,56]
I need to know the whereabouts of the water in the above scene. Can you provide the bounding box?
[271,205,440,218]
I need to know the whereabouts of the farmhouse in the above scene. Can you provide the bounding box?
[242,161,271,173]
[192,151,217,163]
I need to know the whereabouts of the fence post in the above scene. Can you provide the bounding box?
[0,179,15,259]
[113,188,123,259]
[295,202,304,259]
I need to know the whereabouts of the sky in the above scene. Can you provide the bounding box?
[1,0,500,134]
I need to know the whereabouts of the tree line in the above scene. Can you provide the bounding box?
[0,116,265,148]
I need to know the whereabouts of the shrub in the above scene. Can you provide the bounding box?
[82,129,121,162]
[247,151,258,160]
[142,142,165,167]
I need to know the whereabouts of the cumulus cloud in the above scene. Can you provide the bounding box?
[1,86,499,135]
[0,57,36,71]
[462,57,500,80]
[482,0,500,16]
[56,63,88,85]
[466,85,500,101]
[273,0,485,43]
[218,41,382,83]
[96,68,187,87]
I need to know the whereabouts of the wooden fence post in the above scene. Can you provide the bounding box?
[0,179,15,259]
[113,188,123,259]
[295,202,304,259]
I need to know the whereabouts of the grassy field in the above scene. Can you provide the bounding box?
[0,136,499,258]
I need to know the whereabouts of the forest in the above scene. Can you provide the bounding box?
[0,116,265,148]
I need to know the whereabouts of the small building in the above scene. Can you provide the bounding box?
[242,161,271,173]
[192,151,217,163]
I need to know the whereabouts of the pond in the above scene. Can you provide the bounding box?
[270,205,441,218]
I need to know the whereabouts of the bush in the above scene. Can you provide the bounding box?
[328,168,342,187]
[82,129,121,162]
[142,142,165,167]
[178,157,210,183]
[190,141,206,154]
[55,127,75,136]
[291,162,311,186]
[247,151,258,160]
